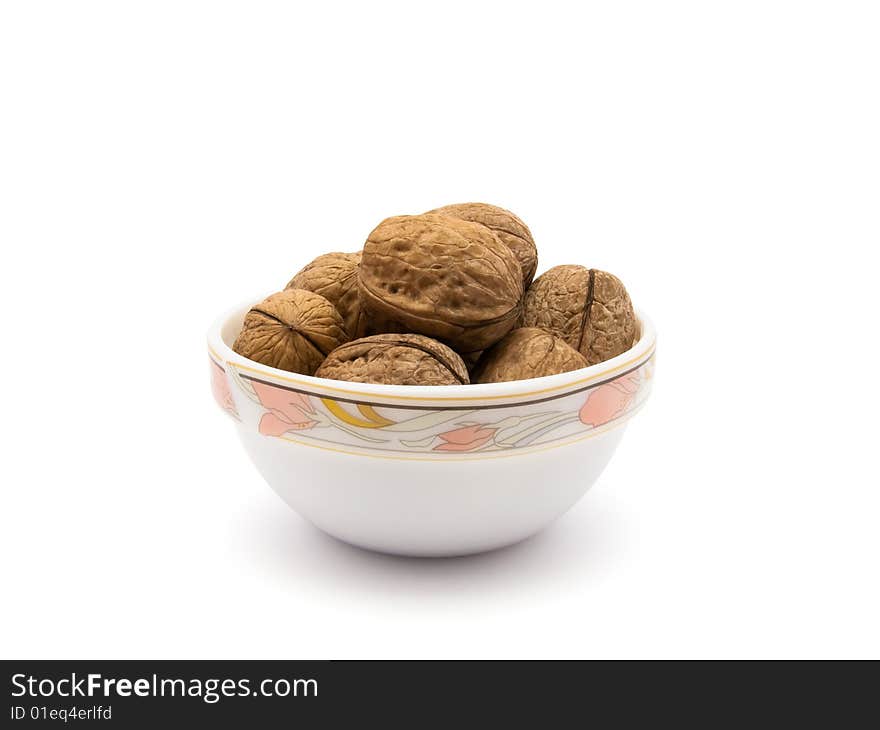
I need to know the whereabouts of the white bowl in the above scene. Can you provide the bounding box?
[208,299,656,557]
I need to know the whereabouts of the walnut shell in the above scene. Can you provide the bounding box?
[316,334,469,385]
[285,251,367,339]
[521,266,636,365]
[472,328,588,383]
[232,289,348,375]
[427,202,538,288]
[358,214,523,353]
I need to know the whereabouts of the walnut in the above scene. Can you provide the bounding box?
[233,289,348,375]
[316,334,469,385]
[285,251,367,339]
[358,214,523,353]
[521,265,636,365]
[472,327,587,383]
[427,202,538,288]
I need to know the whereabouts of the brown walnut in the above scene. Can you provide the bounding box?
[472,328,588,383]
[232,289,348,375]
[286,251,366,338]
[521,266,636,365]
[358,214,523,353]
[427,202,538,288]
[316,334,469,385]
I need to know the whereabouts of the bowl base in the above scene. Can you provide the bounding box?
[238,426,626,557]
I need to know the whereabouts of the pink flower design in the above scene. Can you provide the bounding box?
[434,424,497,452]
[210,360,238,418]
[578,370,642,428]
[251,380,317,436]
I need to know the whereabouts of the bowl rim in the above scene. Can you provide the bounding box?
[207,294,656,402]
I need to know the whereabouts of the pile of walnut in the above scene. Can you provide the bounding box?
[233,203,637,385]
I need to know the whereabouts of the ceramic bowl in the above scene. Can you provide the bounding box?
[208,298,656,557]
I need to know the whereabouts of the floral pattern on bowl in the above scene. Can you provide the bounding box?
[209,347,654,460]
[210,358,239,421]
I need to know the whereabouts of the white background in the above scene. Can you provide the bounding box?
[1,1,878,659]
